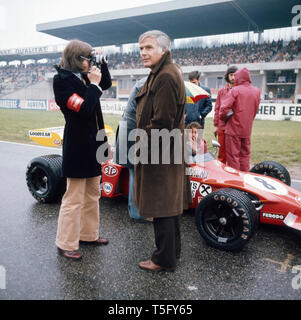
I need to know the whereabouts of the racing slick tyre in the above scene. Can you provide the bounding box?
[195,188,258,252]
[26,154,66,203]
[250,161,291,186]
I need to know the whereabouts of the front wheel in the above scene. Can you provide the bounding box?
[250,161,291,186]
[195,188,258,251]
[26,154,66,203]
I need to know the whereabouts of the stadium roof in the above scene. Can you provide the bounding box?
[36,0,298,47]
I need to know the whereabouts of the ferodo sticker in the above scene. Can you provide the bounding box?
[244,174,288,196]
[262,212,284,220]
[103,165,118,177]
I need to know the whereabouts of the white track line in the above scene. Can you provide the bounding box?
[0,140,61,151]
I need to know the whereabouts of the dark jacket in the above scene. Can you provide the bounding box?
[134,52,191,218]
[53,64,111,178]
[185,84,212,127]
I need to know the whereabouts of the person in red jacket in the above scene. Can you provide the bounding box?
[213,66,237,163]
[219,68,260,171]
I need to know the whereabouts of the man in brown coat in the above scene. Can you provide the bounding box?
[134,30,189,272]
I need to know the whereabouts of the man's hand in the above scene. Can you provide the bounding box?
[88,66,102,84]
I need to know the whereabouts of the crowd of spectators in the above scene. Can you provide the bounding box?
[1,38,300,95]
[0,63,53,96]
[106,39,300,69]
[277,39,301,62]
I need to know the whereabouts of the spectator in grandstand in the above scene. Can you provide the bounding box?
[213,65,238,164]
[53,39,112,260]
[219,67,260,171]
[185,71,212,129]
[135,30,190,272]
[185,122,207,163]
[115,77,147,221]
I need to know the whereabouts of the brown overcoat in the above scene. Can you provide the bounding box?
[134,51,191,218]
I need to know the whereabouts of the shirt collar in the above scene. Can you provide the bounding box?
[150,51,172,75]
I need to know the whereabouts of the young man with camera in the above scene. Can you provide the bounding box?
[53,39,111,260]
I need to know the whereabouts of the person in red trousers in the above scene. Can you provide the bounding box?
[219,68,260,171]
[213,66,237,163]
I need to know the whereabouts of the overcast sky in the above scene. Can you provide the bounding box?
[0,0,299,51]
[0,0,172,49]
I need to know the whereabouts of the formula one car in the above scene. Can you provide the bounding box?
[26,127,301,252]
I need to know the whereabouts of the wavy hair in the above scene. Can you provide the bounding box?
[59,39,93,73]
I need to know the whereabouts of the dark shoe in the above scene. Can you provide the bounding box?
[79,237,109,246]
[138,259,175,272]
[57,248,82,260]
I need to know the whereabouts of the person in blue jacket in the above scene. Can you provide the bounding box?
[115,77,147,220]
[185,71,212,129]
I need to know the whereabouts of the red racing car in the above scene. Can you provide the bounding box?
[26,136,301,252]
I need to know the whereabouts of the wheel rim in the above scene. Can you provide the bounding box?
[29,167,49,195]
[202,202,243,243]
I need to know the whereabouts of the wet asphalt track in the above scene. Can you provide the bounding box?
[0,140,301,301]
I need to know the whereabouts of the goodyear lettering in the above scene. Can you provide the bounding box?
[29,131,51,137]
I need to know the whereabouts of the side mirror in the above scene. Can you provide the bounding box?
[212,140,220,149]
[211,140,220,157]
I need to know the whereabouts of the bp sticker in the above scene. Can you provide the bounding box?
[244,174,288,196]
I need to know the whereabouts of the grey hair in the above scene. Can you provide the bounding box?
[139,30,171,52]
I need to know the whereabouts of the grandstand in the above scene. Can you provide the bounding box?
[0,0,301,108]
[1,38,301,103]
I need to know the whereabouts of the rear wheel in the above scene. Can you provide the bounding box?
[195,188,258,251]
[250,161,291,186]
[26,155,66,203]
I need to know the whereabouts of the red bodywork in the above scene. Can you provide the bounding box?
[101,155,301,232]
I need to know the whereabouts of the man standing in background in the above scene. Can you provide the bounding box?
[213,66,238,164]
[219,67,260,171]
[185,71,212,129]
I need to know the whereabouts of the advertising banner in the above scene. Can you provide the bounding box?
[0,99,19,109]
[0,99,300,122]
[19,99,48,110]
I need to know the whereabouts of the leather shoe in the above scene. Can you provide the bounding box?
[57,248,82,260]
[79,237,109,246]
[138,259,175,272]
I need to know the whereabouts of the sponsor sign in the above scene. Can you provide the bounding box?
[199,184,212,197]
[48,100,60,111]
[19,100,47,110]
[0,99,19,109]
[102,182,113,195]
[206,103,301,122]
[103,165,118,177]
[262,212,285,220]
[101,101,127,115]
[190,181,200,198]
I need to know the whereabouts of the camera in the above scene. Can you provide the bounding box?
[90,53,108,66]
